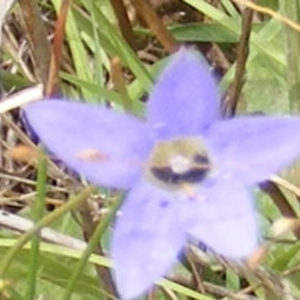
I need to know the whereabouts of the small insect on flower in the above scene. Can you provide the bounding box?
[24,48,300,299]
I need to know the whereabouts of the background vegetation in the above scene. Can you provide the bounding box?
[1,0,300,299]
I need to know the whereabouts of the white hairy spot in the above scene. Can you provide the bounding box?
[168,155,191,173]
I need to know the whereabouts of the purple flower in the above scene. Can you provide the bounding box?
[24,49,300,299]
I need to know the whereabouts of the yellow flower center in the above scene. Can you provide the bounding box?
[146,137,211,190]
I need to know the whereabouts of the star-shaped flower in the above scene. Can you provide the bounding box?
[24,49,300,299]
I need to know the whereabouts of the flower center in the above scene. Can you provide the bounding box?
[146,137,211,189]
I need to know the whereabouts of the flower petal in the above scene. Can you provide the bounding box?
[186,179,258,258]
[24,100,153,189]
[147,48,220,139]
[206,116,300,184]
[112,181,185,299]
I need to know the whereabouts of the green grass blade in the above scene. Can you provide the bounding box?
[26,149,47,300]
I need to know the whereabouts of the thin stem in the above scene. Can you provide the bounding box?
[222,6,253,117]
[61,195,123,300]
[129,0,179,53]
[110,0,137,50]
[26,149,47,300]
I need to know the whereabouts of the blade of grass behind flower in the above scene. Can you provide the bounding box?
[50,0,95,100]
[0,186,97,278]
[220,0,241,20]
[279,0,300,114]
[60,72,143,112]
[60,195,123,300]
[89,5,153,89]
[82,0,105,102]
[271,242,300,271]
[0,241,108,298]
[0,237,216,300]
[0,239,110,267]
[169,23,239,43]
[183,0,284,67]
[25,148,47,300]
[225,268,240,291]
[62,2,151,113]
[222,18,286,113]
[159,279,215,300]
[88,4,152,114]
